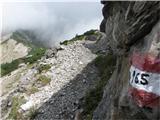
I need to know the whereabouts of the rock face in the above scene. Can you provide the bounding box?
[0,39,29,64]
[93,1,160,120]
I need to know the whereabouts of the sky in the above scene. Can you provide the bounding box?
[0,0,103,47]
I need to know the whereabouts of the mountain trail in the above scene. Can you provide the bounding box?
[20,40,100,119]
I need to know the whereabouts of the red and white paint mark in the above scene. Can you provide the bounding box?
[129,52,160,108]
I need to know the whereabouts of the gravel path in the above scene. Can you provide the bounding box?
[19,40,100,119]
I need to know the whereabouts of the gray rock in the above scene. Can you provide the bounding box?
[93,1,160,120]
[45,48,58,59]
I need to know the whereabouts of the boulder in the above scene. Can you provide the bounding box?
[45,48,58,59]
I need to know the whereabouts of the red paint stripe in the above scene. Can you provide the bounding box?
[131,52,160,73]
[129,87,160,108]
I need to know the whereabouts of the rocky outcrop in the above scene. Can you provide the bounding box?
[93,1,160,120]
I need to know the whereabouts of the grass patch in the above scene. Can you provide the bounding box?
[37,64,51,73]
[37,75,51,86]
[1,30,46,77]
[1,47,46,77]
[1,59,20,77]
[24,47,46,64]
[83,29,97,36]
[8,96,26,120]
[82,54,117,119]
[60,34,85,45]
[26,86,39,95]
[60,29,98,45]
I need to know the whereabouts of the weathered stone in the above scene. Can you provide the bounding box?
[93,1,160,120]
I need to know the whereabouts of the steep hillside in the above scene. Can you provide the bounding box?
[0,33,29,64]
[0,29,105,120]
[0,30,46,77]
[1,1,159,119]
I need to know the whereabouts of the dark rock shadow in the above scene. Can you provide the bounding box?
[34,59,100,120]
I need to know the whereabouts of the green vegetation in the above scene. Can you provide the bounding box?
[83,54,117,119]
[83,29,97,36]
[24,47,46,64]
[37,64,51,73]
[1,47,46,77]
[1,30,47,77]
[8,96,26,120]
[60,29,98,45]
[26,86,39,95]
[1,60,20,77]
[60,34,85,45]
[37,75,51,86]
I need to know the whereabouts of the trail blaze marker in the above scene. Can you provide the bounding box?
[129,52,160,108]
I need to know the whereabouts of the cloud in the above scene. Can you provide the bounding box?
[0,0,100,2]
[2,2,102,47]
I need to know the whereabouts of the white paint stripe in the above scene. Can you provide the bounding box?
[130,65,160,96]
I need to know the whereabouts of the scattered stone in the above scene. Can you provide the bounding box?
[45,48,58,59]
[17,86,26,93]
[19,63,26,67]
[20,101,34,111]
[82,79,86,83]
[79,61,83,65]
[74,109,83,120]
[2,39,100,120]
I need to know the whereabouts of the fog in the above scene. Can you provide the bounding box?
[2,2,102,47]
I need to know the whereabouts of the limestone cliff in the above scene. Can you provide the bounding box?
[93,1,160,120]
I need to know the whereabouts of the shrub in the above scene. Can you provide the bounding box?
[83,29,97,36]
[60,35,85,45]
[1,59,20,77]
[60,29,98,45]
[1,47,46,76]
[24,47,46,64]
